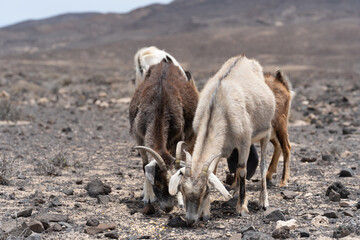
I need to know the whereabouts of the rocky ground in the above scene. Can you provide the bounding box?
[0,55,359,240]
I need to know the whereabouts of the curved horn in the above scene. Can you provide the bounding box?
[175,141,186,169]
[201,153,222,177]
[133,146,167,171]
[184,150,192,177]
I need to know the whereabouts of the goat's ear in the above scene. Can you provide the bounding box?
[145,160,157,185]
[208,173,232,201]
[184,70,192,81]
[169,168,184,196]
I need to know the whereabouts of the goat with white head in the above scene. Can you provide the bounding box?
[130,56,198,214]
[169,55,275,225]
[134,46,192,88]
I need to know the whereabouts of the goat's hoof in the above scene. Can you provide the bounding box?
[142,204,156,215]
[279,181,288,187]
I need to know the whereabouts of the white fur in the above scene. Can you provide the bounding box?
[134,46,186,87]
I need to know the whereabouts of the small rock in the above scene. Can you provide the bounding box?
[301,157,317,163]
[240,225,256,233]
[26,233,42,240]
[333,225,352,238]
[105,230,119,239]
[217,224,226,229]
[276,219,298,230]
[52,223,62,231]
[321,154,335,162]
[75,179,83,185]
[326,182,350,198]
[59,222,72,229]
[281,191,298,200]
[307,169,323,176]
[272,226,290,239]
[264,208,286,222]
[74,203,82,208]
[36,213,69,223]
[328,189,341,202]
[85,179,112,198]
[40,221,50,230]
[357,201,360,209]
[299,231,310,238]
[0,176,10,185]
[167,216,187,228]
[9,192,15,199]
[339,168,354,177]
[343,210,354,217]
[37,97,49,105]
[311,215,329,227]
[63,188,74,196]
[142,203,155,215]
[323,211,340,219]
[86,217,100,227]
[97,195,110,204]
[340,200,357,207]
[49,196,62,207]
[28,220,45,233]
[16,208,33,218]
[84,223,116,235]
[342,127,356,135]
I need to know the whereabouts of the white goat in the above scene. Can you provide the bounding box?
[169,55,275,225]
[134,46,187,88]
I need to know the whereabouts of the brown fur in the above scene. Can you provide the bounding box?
[129,58,199,211]
[264,70,293,187]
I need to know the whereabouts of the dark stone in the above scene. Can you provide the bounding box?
[300,231,310,238]
[240,225,256,233]
[323,211,340,218]
[105,230,119,239]
[272,226,290,239]
[74,203,82,208]
[26,233,42,240]
[281,191,298,200]
[86,217,100,227]
[36,213,69,223]
[28,220,45,233]
[9,193,15,200]
[167,215,187,228]
[357,201,360,209]
[16,208,33,218]
[342,127,356,135]
[75,179,83,185]
[328,189,341,202]
[63,188,74,196]
[339,168,354,177]
[300,157,317,163]
[97,195,110,204]
[264,208,286,222]
[326,182,350,198]
[0,176,10,185]
[307,169,323,177]
[248,200,261,212]
[322,154,335,162]
[40,221,50,230]
[85,179,112,198]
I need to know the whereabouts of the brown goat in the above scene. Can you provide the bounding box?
[129,57,199,213]
[264,70,294,187]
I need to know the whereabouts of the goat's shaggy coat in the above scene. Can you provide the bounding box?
[129,58,198,212]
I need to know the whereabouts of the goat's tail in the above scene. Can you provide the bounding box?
[275,69,295,100]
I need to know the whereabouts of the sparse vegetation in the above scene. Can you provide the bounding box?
[0,153,16,185]
[0,99,22,122]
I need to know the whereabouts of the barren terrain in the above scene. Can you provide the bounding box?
[0,0,359,239]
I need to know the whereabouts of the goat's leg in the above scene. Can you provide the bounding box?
[266,138,281,181]
[278,124,291,187]
[235,142,250,216]
[260,134,270,209]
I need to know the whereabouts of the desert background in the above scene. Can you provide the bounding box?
[0,0,359,239]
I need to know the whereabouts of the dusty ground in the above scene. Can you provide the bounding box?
[0,53,359,240]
